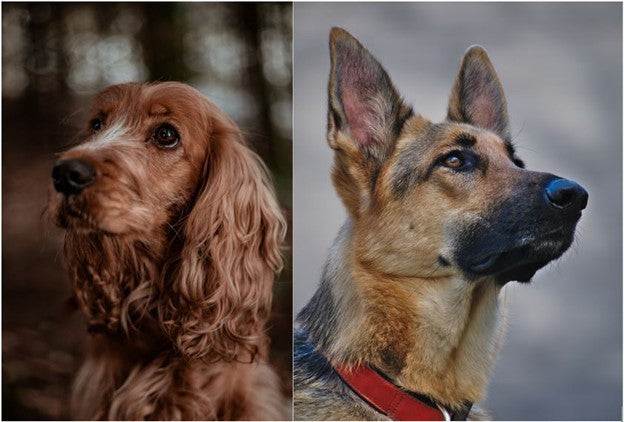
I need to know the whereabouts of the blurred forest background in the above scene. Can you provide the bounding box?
[2,3,292,419]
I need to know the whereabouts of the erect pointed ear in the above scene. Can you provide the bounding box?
[328,27,413,164]
[447,46,511,142]
[327,27,413,216]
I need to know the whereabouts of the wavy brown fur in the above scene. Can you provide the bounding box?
[49,82,287,420]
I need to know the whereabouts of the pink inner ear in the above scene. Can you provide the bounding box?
[342,89,373,147]
[470,93,497,131]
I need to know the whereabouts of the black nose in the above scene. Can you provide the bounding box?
[545,178,588,211]
[52,159,96,195]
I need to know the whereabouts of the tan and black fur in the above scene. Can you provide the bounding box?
[294,28,587,420]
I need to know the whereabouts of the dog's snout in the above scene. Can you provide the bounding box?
[545,178,588,211]
[52,159,96,195]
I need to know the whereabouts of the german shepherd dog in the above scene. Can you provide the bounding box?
[294,28,588,420]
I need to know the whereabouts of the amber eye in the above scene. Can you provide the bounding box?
[90,118,102,132]
[444,152,463,168]
[153,124,179,148]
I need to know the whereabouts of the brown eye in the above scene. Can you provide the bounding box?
[153,124,179,148]
[440,150,477,172]
[90,118,102,132]
[444,153,463,168]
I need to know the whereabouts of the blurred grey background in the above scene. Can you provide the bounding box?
[293,3,621,420]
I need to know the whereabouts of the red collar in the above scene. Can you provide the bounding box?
[333,362,470,421]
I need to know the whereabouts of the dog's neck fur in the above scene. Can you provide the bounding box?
[64,230,167,335]
[298,221,505,410]
[65,230,273,420]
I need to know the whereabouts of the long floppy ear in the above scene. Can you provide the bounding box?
[160,115,286,362]
[327,27,413,217]
[447,45,511,143]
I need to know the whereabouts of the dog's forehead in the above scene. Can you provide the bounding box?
[437,123,510,156]
[90,83,207,119]
[395,119,508,160]
[144,83,206,113]
[92,83,142,111]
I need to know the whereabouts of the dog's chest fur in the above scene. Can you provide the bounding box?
[295,222,506,419]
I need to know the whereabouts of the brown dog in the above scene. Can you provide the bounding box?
[48,82,288,420]
[294,28,587,420]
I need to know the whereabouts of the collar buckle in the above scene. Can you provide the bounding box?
[436,403,451,421]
